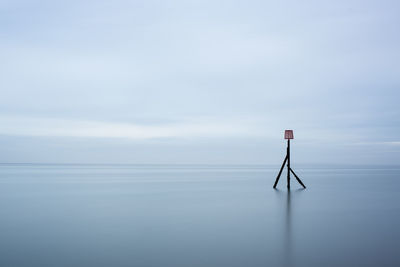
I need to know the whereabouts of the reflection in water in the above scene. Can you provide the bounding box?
[275,188,304,267]
[285,190,292,267]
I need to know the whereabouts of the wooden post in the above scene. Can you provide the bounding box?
[287,139,290,189]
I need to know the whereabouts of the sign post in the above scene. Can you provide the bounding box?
[273,130,306,189]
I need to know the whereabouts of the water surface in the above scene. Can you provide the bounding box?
[0,164,399,267]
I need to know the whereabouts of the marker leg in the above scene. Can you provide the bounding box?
[273,155,288,188]
[290,168,306,189]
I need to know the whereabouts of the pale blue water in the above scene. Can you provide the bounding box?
[0,164,399,267]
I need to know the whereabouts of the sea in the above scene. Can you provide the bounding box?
[0,163,399,267]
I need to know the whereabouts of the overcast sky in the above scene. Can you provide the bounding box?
[0,0,399,164]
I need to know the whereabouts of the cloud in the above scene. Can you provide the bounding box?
[0,115,265,140]
[0,0,399,164]
[352,141,400,146]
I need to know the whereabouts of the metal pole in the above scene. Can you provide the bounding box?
[287,139,290,189]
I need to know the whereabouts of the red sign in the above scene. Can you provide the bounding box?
[284,130,294,139]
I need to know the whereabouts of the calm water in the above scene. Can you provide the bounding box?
[0,164,399,267]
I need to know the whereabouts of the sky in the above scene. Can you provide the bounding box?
[0,0,399,164]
